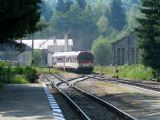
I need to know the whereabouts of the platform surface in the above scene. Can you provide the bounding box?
[0,84,54,120]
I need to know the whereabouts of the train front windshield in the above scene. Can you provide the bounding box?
[78,53,94,63]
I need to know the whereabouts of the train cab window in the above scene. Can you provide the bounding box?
[78,53,94,63]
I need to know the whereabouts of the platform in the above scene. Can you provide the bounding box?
[0,84,54,120]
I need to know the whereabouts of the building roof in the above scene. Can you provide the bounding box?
[111,32,136,45]
[16,39,73,49]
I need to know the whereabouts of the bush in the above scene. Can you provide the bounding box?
[12,67,24,74]
[24,66,38,83]
[0,62,38,84]
[118,65,153,80]
[11,75,28,84]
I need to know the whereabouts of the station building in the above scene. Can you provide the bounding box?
[17,35,73,66]
[111,33,139,65]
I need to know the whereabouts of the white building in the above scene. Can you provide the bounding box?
[17,37,73,66]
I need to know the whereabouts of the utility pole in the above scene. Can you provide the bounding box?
[31,34,34,66]
[64,33,68,52]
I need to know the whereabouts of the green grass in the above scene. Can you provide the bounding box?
[10,75,29,84]
[94,65,154,80]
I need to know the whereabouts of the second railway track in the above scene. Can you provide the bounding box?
[89,74,160,92]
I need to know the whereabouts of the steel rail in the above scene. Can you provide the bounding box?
[73,86,137,120]
[90,75,160,92]
[45,75,91,120]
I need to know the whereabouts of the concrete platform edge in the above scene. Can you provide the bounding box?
[42,83,65,120]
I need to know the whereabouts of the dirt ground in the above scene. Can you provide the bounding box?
[76,79,160,120]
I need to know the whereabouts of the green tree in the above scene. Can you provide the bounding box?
[33,50,44,66]
[97,15,108,36]
[41,0,54,22]
[127,5,140,31]
[56,0,66,13]
[136,0,160,76]
[52,4,98,50]
[65,0,73,12]
[76,0,86,9]
[91,37,111,65]
[108,0,126,31]
[0,0,41,48]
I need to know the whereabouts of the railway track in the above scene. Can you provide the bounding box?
[89,74,160,92]
[44,74,137,120]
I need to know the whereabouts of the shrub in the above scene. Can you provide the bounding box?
[12,67,24,74]
[11,75,28,84]
[24,66,38,83]
[94,65,154,80]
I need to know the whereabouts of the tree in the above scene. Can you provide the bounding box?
[76,0,86,9]
[65,0,73,12]
[0,0,41,49]
[33,50,45,66]
[108,0,126,31]
[56,0,66,13]
[91,37,111,65]
[97,15,108,36]
[41,0,54,22]
[52,4,98,50]
[136,0,160,75]
[127,5,140,31]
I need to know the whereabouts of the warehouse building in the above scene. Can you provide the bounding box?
[111,33,139,65]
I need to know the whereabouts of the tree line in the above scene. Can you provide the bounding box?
[33,0,137,50]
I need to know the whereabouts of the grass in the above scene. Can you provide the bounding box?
[94,65,154,80]
[10,75,29,84]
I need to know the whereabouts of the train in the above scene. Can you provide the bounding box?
[52,51,94,73]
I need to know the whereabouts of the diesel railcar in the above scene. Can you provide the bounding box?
[52,51,94,73]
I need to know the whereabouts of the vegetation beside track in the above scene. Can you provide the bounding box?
[0,61,38,85]
[94,65,154,80]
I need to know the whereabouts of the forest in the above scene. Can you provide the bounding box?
[31,0,140,51]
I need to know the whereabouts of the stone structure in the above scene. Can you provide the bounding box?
[111,33,139,65]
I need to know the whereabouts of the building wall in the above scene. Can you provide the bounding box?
[112,33,139,65]
[18,51,32,66]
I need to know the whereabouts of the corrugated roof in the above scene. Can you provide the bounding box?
[16,39,73,49]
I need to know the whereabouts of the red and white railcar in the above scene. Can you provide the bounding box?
[52,51,94,73]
